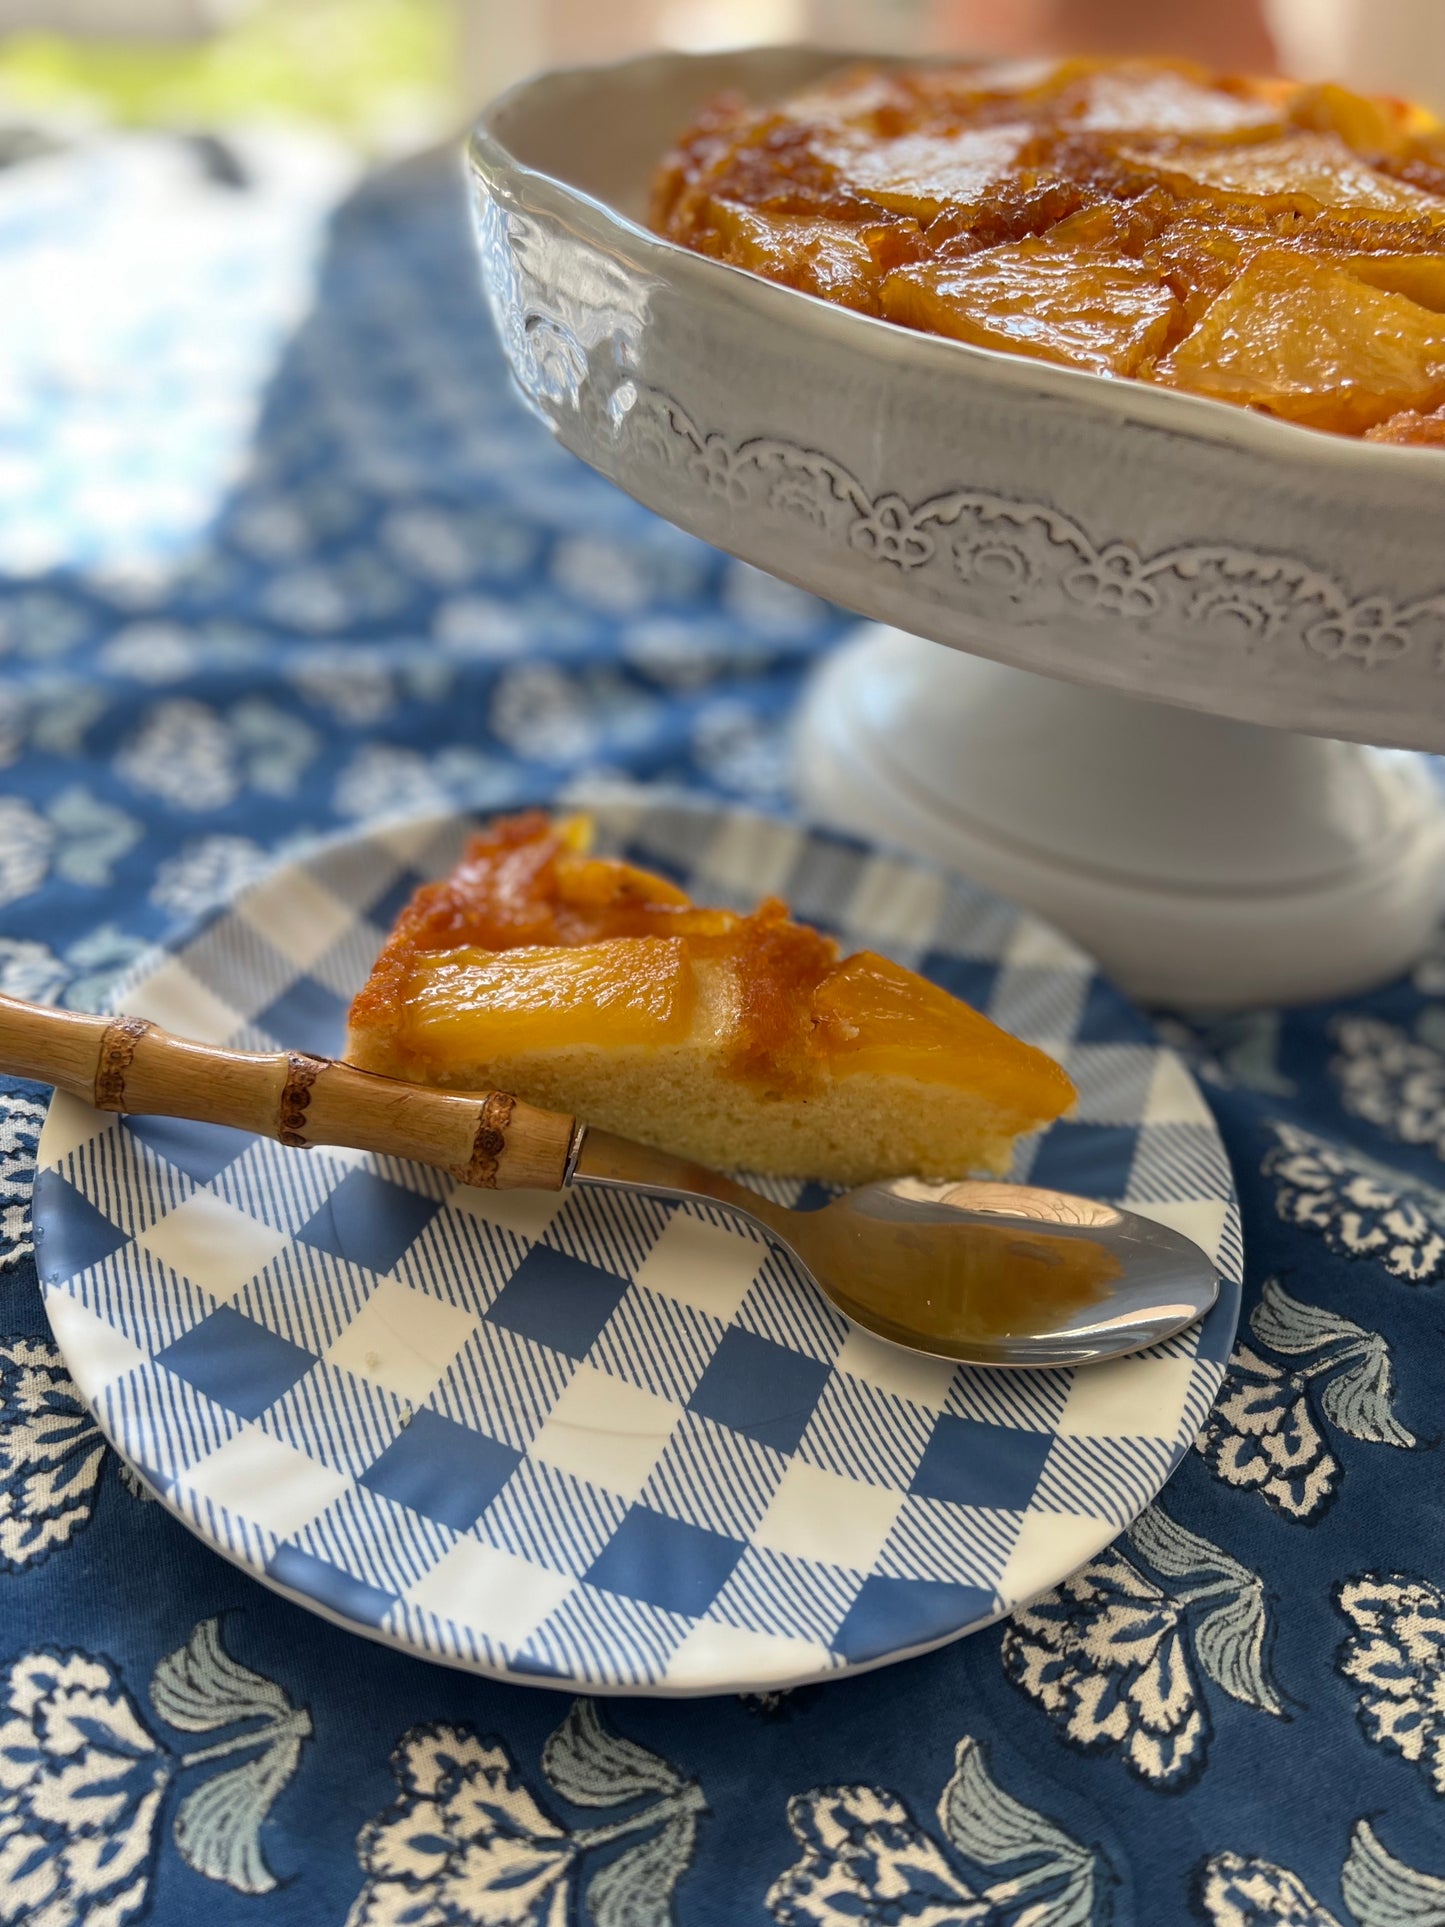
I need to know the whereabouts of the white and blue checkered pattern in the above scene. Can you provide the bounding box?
[34,796,1241,1695]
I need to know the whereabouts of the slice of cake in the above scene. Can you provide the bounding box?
[345,811,1075,1184]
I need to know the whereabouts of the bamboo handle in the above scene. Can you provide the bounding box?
[0,993,577,1191]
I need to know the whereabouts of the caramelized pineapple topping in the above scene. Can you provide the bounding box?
[652,57,1445,441]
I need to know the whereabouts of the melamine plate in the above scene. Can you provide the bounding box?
[34,794,1240,1694]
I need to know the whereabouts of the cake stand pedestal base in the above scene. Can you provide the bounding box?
[794,625,1445,1009]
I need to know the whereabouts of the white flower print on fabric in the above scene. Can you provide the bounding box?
[347,1699,705,1927]
[0,784,145,903]
[549,534,702,617]
[1197,1820,1445,1927]
[1197,1851,1338,1927]
[98,621,201,683]
[622,617,751,693]
[722,560,830,639]
[115,698,318,810]
[382,505,538,588]
[150,835,272,920]
[0,941,69,1006]
[0,796,53,906]
[45,790,142,890]
[0,1094,45,1269]
[27,681,110,761]
[1337,1573,1445,1795]
[489,663,659,765]
[0,1648,168,1927]
[1196,1277,1417,1520]
[1002,1505,1284,1789]
[0,1619,311,1926]
[0,928,150,1017]
[285,645,397,726]
[691,699,791,799]
[768,1733,1103,1927]
[0,590,92,661]
[227,492,313,564]
[1331,1016,1445,1160]
[58,926,152,1014]
[1264,1123,1445,1283]
[228,698,320,798]
[115,700,235,810]
[434,593,530,660]
[0,1340,105,1570]
[0,678,109,769]
[260,551,409,633]
[331,742,519,824]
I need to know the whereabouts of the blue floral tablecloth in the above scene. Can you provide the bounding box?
[1,131,1443,1927]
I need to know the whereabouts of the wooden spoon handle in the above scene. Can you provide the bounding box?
[0,993,577,1191]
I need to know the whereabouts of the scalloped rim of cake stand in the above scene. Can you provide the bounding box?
[471,44,1445,757]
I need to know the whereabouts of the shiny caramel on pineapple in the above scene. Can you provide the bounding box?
[348,812,1076,1110]
[653,58,1445,442]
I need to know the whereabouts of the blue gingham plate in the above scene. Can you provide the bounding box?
[33,794,1241,1695]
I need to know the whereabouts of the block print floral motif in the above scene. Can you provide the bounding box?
[1196,1277,1417,1520]
[53,926,153,1015]
[0,1618,311,1927]
[0,589,92,662]
[0,941,70,1006]
[114,697,317,810]
[284,644,400,726]
[0,1092,45,1269]
[1002,1504,1284,1790]
[0,789,141,908]
[149,834,271,920]
[1263,1122,1445,1283]
[489,662,661,765]
[0,797,55,907]
[1337,1573,1445,1795]
[0,927,150,1016]
[347,1698,706,1927]
[0,1334,155,1570]
[0,1340,106,1571]
[1196,1819,1445,1926]
[42,789,142,889]
[768,1733,1103,1927]
[331,741,520,823]
[692,699,791,800]
[1330,1016,1445,1161]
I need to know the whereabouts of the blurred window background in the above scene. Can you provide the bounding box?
[0,0,1440,157]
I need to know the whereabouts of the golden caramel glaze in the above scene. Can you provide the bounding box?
[652,58,1445,438]
[392,938,698,1057]
[1367,402,1445,444]
[348,812,1076,1115]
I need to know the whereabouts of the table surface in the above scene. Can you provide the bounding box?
[0,132,1442,1927]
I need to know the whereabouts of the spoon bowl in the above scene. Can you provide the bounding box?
[574,1135,1220,1368]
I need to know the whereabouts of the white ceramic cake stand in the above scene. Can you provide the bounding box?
[470,44,1445,1008]
[795,629,1444,1005]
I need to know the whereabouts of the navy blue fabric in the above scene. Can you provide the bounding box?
[1,150,1443,1927]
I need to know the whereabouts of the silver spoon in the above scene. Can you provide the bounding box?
[576,1132,1218,1367]
[0,993,1219,1368]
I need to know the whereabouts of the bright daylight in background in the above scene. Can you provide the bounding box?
[0,0,1438,581]
[0,0,1440,141]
